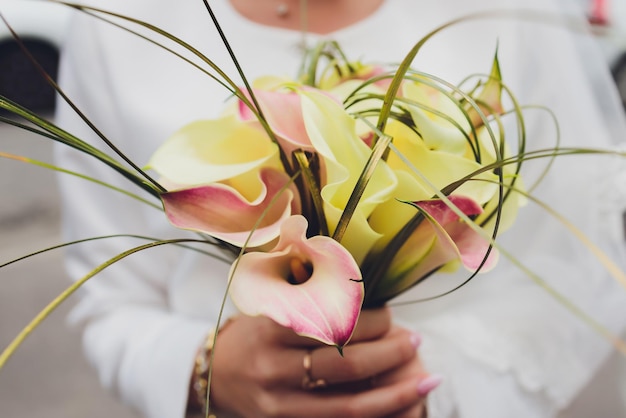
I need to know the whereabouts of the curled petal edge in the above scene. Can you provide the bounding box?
[161,168,301,248]
[229,215,364,348]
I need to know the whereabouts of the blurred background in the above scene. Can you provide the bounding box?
[0,0,625,417]
[0,1,138,417]
[0,120,138,418]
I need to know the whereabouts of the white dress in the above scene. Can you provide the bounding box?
[54,0,626,417]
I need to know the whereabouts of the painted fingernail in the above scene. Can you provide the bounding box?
[417,374,443,396]
[410,332,422,349]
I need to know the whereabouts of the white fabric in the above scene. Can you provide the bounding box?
[54,0,626,417]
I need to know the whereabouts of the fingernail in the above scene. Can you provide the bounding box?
[410,332,422,349]
[417,374,443,396]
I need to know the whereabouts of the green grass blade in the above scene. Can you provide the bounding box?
[293,149,328,236]
[332,133,393,243]
[0,152,161,209]
[0,234,231,270]
[0,237,226,370]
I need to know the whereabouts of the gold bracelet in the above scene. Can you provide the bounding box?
[192,327,215,415]
[191,317,238,417]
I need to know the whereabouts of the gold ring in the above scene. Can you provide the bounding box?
[302,350,327,390]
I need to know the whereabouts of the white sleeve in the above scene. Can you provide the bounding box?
[54,12,221,417]
[55,144,211,418]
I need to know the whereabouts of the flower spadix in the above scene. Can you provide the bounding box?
[229,215,364,348]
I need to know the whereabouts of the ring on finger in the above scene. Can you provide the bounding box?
[302,349,327,390]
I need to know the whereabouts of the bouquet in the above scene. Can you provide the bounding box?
[145,42,525,348]
[1,3,626,409]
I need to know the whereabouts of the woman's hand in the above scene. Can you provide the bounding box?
[207,309,437,418]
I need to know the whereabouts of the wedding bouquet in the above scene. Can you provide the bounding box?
[143,41,525,348]
[1,2,624,381]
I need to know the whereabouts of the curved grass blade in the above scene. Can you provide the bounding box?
[390,180,626,354]
[0,237,226,370]
[0,152,161,210]
[55,1,291,177]
[199,0,295,176]
[332,133,393,243]
[0,234,231,270]
[293,149,328,236]
[0,99,162,198]
[373,9,592,144]
[0,11,166,194]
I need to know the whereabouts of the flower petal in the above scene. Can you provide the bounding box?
[230,215,364,347]
[161,168,300,247]
[415,197,498,272]
[373,196,497,302]
[385,120,498,205]
[402,80,471,155]
[300,89,397,262]
[466,54,505,128]
[148,115,280,186]
[238,83,314,157]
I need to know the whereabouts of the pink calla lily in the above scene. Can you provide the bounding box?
[229,215,364,348]
[414,197,498,272]
[238,81,315,159]
[161,168,301,248]
[370,196,498,302]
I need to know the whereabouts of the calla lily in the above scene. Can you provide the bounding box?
[470,125,527,234]
[148,115,282,191]
[237,78,316,161]
[299,88,398,263]
[368,196,498,304]
[369,120,498,251]
[229,215,364,348]
[161,167,300,248]
[148,113,302,247]
[465,54,505,129]
[318,62,391,91]
[385,120,498,205]
[328,78,390,140]
[402,79,472,155]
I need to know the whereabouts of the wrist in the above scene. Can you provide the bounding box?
[187,316,238,416]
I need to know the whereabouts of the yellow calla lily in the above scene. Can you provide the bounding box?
[148,115,282,199]
[402,79,472,155]
[148,114,301,247]
[385,119,498,205]
[299,88,398,263]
